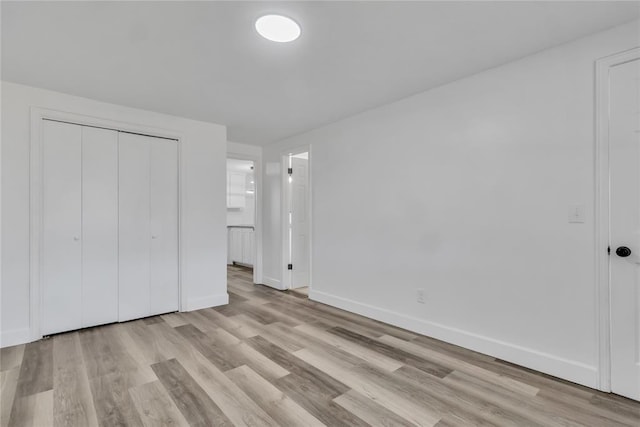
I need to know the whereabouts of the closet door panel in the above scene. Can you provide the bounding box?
[42,120,82,335]
[149,139,179,315]
[81,126,119,328]
[118,133,151,321]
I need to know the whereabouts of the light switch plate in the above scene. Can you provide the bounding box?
[568,205,585,223]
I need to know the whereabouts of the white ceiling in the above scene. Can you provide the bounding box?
[2,2,638,145]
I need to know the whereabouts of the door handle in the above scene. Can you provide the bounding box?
[616,246,632,257]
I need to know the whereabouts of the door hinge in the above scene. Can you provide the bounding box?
[288,264,293,270]
[288,167,293,175]
[608,246,611,255]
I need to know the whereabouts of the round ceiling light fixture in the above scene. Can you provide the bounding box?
[255,14,300,43]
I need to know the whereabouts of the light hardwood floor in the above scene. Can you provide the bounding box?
[290,286,309,297]
[1,265,639,426]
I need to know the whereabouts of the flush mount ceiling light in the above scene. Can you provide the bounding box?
[255,14,300,42]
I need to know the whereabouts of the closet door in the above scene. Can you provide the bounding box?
[42,120,82,335]
[119,133,178,321]
[119,133,151,321]
[81,126,119,328]
[149,138,179,315]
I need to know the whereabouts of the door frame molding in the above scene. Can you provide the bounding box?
[226,152,263,285]
[595,47,640,392]
[280,145,312,291]
[29,107,186,341]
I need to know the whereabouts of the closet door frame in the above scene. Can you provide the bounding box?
[29,107,185,341]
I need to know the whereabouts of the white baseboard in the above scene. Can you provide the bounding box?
[185,293,229,311]
[0,327,31,348]
[1,293,230,348]
[309,289,598,389]
[262,276,285,290]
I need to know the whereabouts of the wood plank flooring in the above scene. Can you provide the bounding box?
[1,265,639,426]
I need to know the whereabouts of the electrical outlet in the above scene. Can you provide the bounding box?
[568,204,585,223]
[417,289,425,304]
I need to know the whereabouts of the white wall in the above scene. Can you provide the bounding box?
[261,21,640,388]
[228,141,262,158]
[1,82,228,347]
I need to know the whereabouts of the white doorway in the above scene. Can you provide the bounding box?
[226,158,258,283]
[284,151,311,291]
[597,47,640,401]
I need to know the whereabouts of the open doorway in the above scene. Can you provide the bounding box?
[226,158,256,282]
[284,151,311,297]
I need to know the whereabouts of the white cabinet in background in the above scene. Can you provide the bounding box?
[229,228,243,264]
[228,227,254,266]
[227,172,246,208]
[242,230,254,266]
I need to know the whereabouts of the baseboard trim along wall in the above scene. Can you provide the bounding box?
[0,293,230,348]
[309,289,598,389]
[185,293,229,311]
[0,328,31,348]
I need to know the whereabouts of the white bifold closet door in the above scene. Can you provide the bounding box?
[42,121,118,335]
[118,132,179,321]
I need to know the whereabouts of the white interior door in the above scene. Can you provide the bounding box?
[42,120,82,335]
[290,156,310,289]
[610,57,640,401]
[81,126,119,328]
[149,138,179,316]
